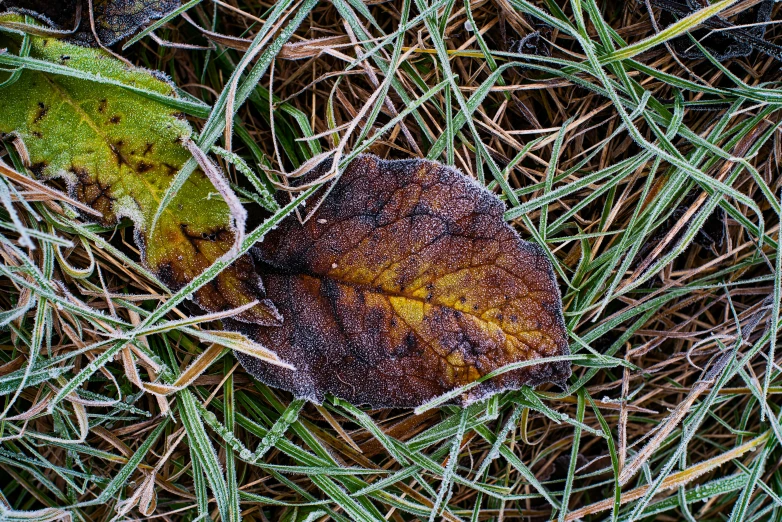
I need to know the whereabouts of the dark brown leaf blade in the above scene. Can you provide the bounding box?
[1,0,180,46]
[232,155,570,408]
[654,0,780,61]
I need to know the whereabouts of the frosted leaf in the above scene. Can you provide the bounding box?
[1,0,181,47]
[230,155,570,408]
[0,14,280,325]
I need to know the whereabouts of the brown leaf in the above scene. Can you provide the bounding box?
[1,0,180,46]
[231,155,570,408]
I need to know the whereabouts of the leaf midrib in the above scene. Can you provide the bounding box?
[261,262,545,345]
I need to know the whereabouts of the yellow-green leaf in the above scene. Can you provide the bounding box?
[0,14,280,325]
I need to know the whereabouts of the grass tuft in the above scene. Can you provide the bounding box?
[0,0,781,520]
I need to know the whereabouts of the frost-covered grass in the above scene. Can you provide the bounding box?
[1,0,781,521]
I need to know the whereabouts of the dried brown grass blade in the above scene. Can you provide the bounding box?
[279,35,352,59]
[565,431,771,521]
[618,353,731,485]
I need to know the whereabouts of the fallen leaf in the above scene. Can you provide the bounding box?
[0,14,280,325]
[231,155,570,408]
[1,0,180,46]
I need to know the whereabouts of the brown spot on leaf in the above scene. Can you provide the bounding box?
[232,155,570,408]
[109,115,121,124]
[33,102,48,123]
[136,161,153,173]
[110,141,128,166]
[71,167,114,220]
[98,99,108,113]
[30,161,48,177]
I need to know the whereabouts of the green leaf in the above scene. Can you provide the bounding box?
[0,14,280,325]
